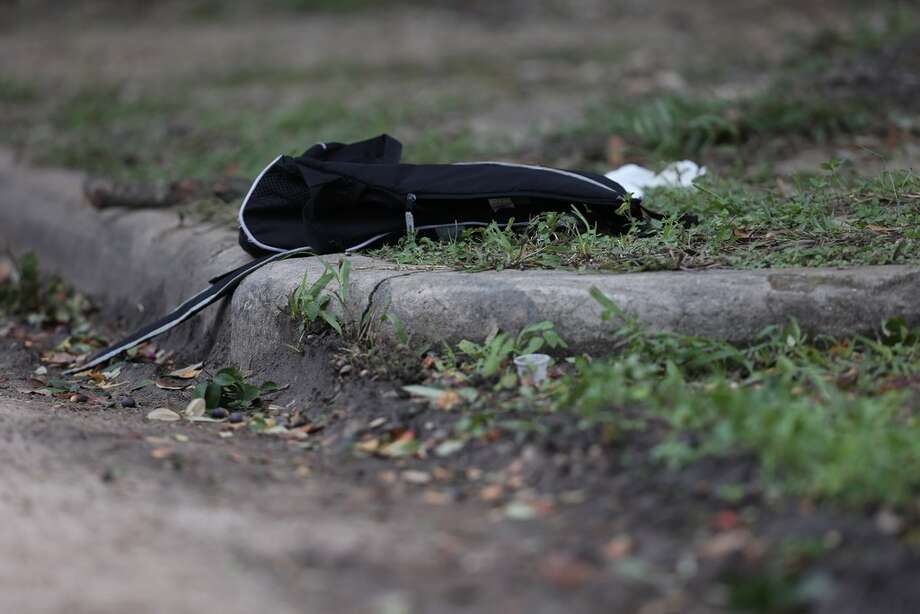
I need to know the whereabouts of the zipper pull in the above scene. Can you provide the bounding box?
[405,193,417,236]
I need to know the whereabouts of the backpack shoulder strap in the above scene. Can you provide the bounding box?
[64,248,314,375]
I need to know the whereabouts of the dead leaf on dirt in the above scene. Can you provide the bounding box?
[155,378,191,391]
[184,398,206,418]
[538,552,597,588]
[355,438,380,454]
[434,390,462,411]
[712,509,741,531]
[423,490,451,506]
[603,535,635,561]
[479,484,504,502]
[150,447,173,459]
[401,470,431,485]
[435,439,464,457]
[41,351,79,366]
[380,431,417,458]
[698,529,752,559]
[168,362,204,379]
[146,407,181,422]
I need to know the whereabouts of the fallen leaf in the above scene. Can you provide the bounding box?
[423,490,451,506]
[130,379,154,392]
[155,378,191,391]
[41,351,79,366]
[146,407,181,422]
[538,552,596,588]
[355,438,380,454]
[712,509,741,531]
[168,362,204,379]
[479,484,504,502]
[504,501,537,520]
[401,470,431,485]
[186,415,225,423]
[380,431,418,458]
[184,398,206,418]
[435,439,465,457]
[603,535,635,560]
[173,433,189,443]
[434,390,462,410]
[698,529,751,559]
[150,447,173,459]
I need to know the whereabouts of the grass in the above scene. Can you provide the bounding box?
[370,165,920,272]
[398,289,920,509]
[9,84,494,184]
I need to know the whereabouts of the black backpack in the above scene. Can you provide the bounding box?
[71,134,634,373]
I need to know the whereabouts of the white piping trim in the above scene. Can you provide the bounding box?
[453,161,621,195]
[238,154,286,254]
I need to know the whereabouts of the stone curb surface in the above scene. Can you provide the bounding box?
[2,151,919,368]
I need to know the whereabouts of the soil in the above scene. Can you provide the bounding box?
[3,311,920,614]
[3,2,920,612]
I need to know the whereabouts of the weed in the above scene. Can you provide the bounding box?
[192,366,278,411]
[0,252,93,326]
[556,289,920,508]
[449,321,567,380]
[288,259,348,338]
[371,168,920,272]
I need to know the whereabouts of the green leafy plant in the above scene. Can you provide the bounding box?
[193,366,278,411]
[288,259,351,338]
[555,289,920,508]
[451,321,567,379]
[1,251,94,326]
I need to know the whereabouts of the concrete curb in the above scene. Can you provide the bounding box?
[3,151,919,370]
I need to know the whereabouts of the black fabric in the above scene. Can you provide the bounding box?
[66,248,314,374]
[79,134,638,372]
[240,134,632,256]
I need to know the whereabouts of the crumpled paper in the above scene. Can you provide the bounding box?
[605,160,706,199]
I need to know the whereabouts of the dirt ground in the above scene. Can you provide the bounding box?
[3,2,920,613]
[3,312,920,614]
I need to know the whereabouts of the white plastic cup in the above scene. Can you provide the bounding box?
[513,353,551,385]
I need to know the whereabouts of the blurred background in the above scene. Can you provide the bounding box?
[1,0,916,187]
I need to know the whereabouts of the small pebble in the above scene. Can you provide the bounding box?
[120,396,137,408]
[228,412,243,423]
[210,408,229,419]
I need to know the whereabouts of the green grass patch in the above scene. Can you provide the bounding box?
[558,291,920,508]
[400,291,920,509]
[11,82,492,183]
[370,166,920,272]
[584,93,876,161]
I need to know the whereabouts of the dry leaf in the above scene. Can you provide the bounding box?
[41,351,79,366]
[603,535,635,560]
[401,470,431,485]
[184,398,206,418]
[150,447,173,459]
[168,362,204,379]
[155,378,190,391]
[355,438,380,454]
[146,407,181,422]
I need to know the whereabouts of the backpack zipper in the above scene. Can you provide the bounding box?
[405,192,417,235]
